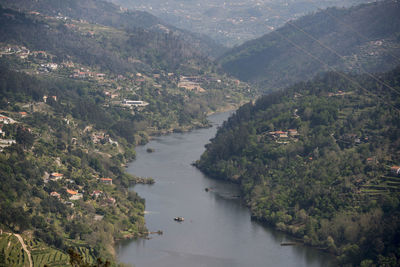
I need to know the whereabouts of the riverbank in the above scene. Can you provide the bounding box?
[117,111,335,267]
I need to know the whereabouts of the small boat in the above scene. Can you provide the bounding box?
[173,217,184,222]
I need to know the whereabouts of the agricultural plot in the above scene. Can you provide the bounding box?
[0,234,28,267]
[360,175,400,198]
[28,239,69,267]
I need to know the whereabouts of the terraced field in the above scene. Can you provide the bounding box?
[0,232,99,267]
[0,233,29,267]
[28,239,69,267]
[360,174,400,198]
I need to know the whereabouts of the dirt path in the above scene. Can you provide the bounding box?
[14,234,32,267]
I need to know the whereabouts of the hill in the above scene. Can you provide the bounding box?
[196,66,400,265]
[107,0,370,47]
[0,3,252,266]
[219,0,400,91]
[0,0,225,58]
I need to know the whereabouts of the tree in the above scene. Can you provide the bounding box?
[16,126,34,149]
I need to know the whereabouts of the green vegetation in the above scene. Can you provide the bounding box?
[0,234,29,267]
[219,0,400,91]
[196,67,400,266]
[0,0,225,58]
[0,1,251,266]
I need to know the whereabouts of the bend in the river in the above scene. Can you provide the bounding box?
[117,111,335,267]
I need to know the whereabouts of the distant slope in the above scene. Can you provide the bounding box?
[106,0,370,47]
[0,5,213,74]
[0,0,225,57]
[220,0,400,91]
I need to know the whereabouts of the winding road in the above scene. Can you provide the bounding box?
[14,234,32,267]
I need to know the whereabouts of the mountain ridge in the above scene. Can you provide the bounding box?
[219,0,400,91]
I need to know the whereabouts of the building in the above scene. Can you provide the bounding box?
[121,99,148,107]
[288,129,299,136]
[100,178,113,185]
[0,139,16,150]
[50,172,64,181]
[69,193,83,201]
[0,115,16,124]
[50,192,61,199]
[391,166,400,176]
[66,189,78,195]
[91,190,103,198]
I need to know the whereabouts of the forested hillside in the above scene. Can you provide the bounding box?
[0,5,211,74]
[196,66,400,266]
[0,0,225,57]
[220,0,400,91]
[0,2,251,265]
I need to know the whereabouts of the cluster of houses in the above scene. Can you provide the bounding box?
[91,132,118,146]
[0,45,30,59]
[38,63,58,73]
[178,76,206,92]
[339,134,369,145]
[0,114,17,151]
[0,114,17,125]
[0,45,56,63]
[48,174,116,207]
[71,68,106,79]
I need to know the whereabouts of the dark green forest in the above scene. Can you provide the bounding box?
[196,67,400,266]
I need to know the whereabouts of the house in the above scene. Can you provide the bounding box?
[288,129,298,136]
[121,99,148,107]
[0,115,15,124]
[69,193,83,201]
[274,131,288,138]
[0,139,16,150]
[66,189,78,195]
[19,112,27,117]
[50,172,64,180]
[50,192,61,199]
[106,197,116,205]
[100,178,113,185]
[91,190,103,198]
[0,127,4,137]
[390,166,400,176]
[65,201,74,208]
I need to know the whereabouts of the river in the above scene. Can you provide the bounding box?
[117,111,335,267]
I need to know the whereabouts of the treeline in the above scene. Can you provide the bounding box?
[196,67,400,266]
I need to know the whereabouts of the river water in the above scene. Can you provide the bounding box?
[117,111,335,267]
